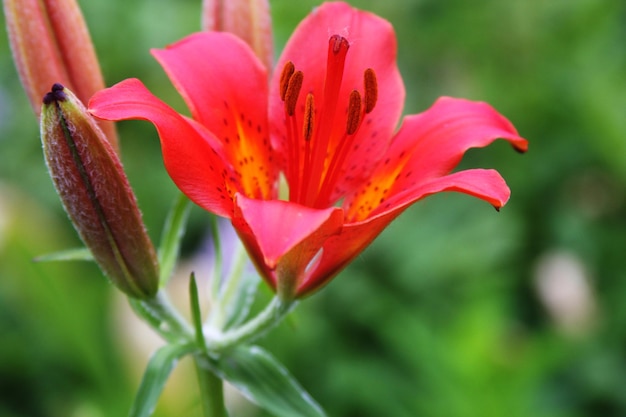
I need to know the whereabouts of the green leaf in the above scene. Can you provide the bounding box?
[207,221,260,331]
[33,247,94,263]
[129,342,196,417]
[157,193,192,285]
[189,273,207,350]
[214,345,326,417]
[222,269,260,330]
[218,243,260,330]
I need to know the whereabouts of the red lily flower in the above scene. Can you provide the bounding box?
[89,2,527,299]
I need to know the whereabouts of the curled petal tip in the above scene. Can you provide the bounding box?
[514,142,529,154]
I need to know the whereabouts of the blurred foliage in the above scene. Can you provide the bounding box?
[1,0,626,416]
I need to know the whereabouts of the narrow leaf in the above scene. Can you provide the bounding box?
[158,193,192,285]
[209,214,223,299]
[189,273,207,350]
[222,268,260,330]
[214,345,326,417]
[33,247,94,262]
[218,242,260,330]
[129,342,196,417]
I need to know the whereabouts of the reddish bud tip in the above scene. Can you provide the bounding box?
[43,83,67,104]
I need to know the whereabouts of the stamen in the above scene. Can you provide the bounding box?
[280,63,302,201]
[284,70,303,116]
[279,61,295,101]
[363,68,378,114]
[298,93,316,203]
[346,90,362,135]
[302,93,315,141]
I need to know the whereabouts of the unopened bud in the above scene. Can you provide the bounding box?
[3,0,119,151]
[40,84,158,298]
[201,0,273,71]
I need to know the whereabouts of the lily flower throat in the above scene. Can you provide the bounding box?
[279,34,378,209]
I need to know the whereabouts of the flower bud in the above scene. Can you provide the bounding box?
[40,84,158,298]
[201,0,273,71]
[3,0,119,151]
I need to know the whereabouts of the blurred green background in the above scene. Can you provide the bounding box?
[1,0,625,416]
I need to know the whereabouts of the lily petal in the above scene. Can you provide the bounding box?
[346,97,527,221]
[153,32,276,200]
[397,97,527,176]
[88,78,236,217]
[300,168,509,296]
[379,168,512,214]
[270,2,404,201]
[232,194,343,299]
[297,211,397,297]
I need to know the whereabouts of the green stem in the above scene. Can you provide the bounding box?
[206,296,296,352]
[208,240,253,329]
[209,215,223,301]
[194,355,227,417]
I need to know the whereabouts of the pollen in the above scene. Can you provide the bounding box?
[345,90,362,135]
[284,70,303,116]
[303,93,315,141]
[279,61,295,101]
[363,68,378,114]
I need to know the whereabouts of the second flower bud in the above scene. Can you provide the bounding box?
[40,84,159,298]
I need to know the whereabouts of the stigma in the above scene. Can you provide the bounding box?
[279,34,379,208]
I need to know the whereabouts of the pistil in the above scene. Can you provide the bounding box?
[301,35,350,206]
